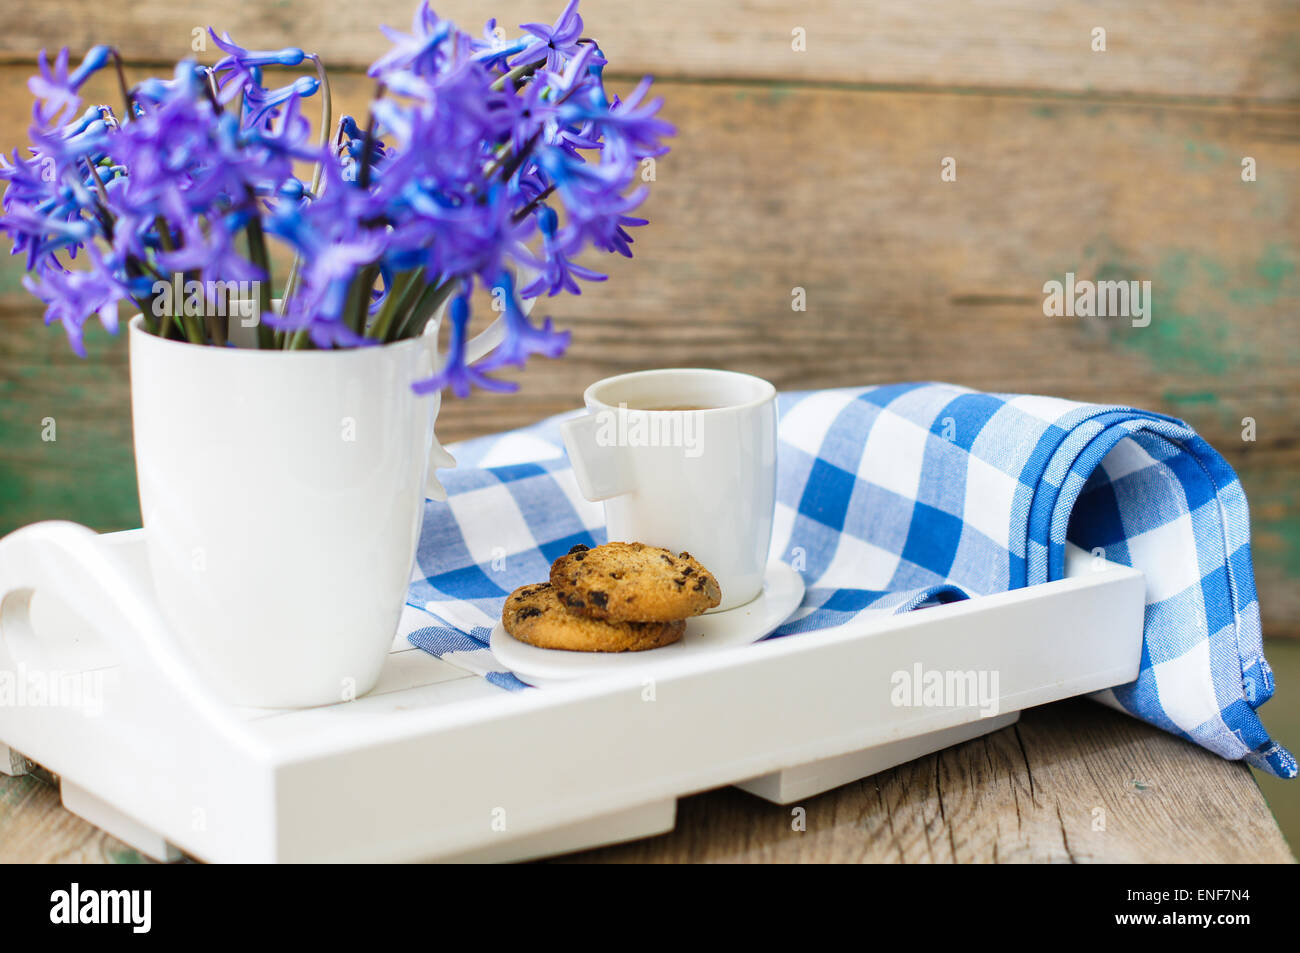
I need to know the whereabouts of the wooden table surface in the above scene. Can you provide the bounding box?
[0,698,1290,864]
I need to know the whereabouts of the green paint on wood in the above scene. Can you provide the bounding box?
[1139,251,1234,376]
[1228,244,1296,307]
[1238,468,1300,581]
[1264,508,1300,579]
[1183,139,1228,167]
[0,259,28,297]
[1161,391,1220,405]
[0,775,36,806]
[0,320,140,536]
[1090,244,1300,378]
[106,845,148,864]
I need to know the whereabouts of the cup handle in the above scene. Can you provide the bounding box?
[560,412,637,501]
[459,269,537,364]
[420,268,539,501]
[425,390,457,502]
[419,314,457,502]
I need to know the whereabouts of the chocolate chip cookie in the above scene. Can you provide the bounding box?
[502,582,686,652]
[548,542,722,622]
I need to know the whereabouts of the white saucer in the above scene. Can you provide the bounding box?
[489,560,806,686]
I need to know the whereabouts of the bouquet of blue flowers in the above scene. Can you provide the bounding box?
[0,0,673,395]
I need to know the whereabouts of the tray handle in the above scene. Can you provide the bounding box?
[0,521,261,753]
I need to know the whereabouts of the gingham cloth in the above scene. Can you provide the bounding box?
[404,383,1296,779]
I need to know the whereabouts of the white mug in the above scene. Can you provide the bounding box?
[560,368,778,611]
[128,289,523,708]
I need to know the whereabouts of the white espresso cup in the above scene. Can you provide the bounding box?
[560,368,778,611]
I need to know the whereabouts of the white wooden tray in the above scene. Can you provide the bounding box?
[0,522,1144,863]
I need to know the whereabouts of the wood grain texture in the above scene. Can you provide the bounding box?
[1,700,1286,862]
[0,774,152,864]
[3,68,1297,630]
[555,700,1296,863]
[1,1,1298,100]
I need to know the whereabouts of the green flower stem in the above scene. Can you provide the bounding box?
[355,82,384,191]
[83,158,112,210]
[369,268,421,342]
[495,131,540,184]
[153,217,202,343]
[131,268,159,336]
[392,277,455,342]
[280,54,333,319]
[344,263,381,335]
[205,293,226,347]
[479,141,515,182]
[513,183,556,223]
[134,257,181,339]
[109,49,134,122]
[490,57,546,92]
[181,314,205,344]
[137,301,158,336]
[242,200,275,349]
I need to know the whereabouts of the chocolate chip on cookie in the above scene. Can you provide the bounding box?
[549,541,722,622]
[502,582,686,652]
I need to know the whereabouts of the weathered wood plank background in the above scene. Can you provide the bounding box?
[4,1,1298,99]
[0,1,1298,640]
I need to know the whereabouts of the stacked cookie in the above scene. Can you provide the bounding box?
[503,542,722,652]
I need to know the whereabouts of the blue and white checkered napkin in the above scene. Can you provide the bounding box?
[403,382,1295,779]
